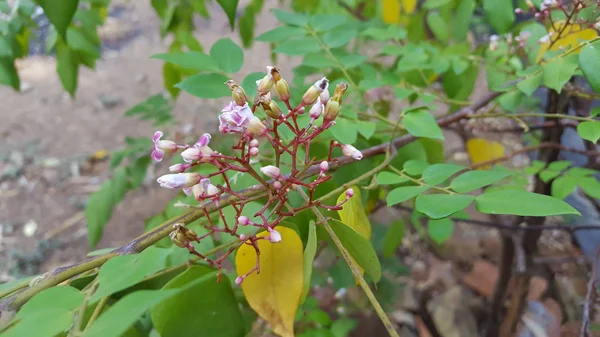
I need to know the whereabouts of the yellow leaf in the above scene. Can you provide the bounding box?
[235,227,303,337]
[337,186,371,239]
[537,21,598,62]
[382,0,401,24]
[91,149,110,161]
[401,0,417,14]
[466,138,504,170]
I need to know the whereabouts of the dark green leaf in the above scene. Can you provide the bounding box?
[151,266,245,337]
[450,170,512,193]
[215,0,239,30]
[427,217,453,244]
[151,51,220,71]
[543,54,578,92]
[163,62,181,98]
[91,247,169,301]
[56,41,79,97]
[85,180,116,248]
[577,121,600,143]
[382,220,404,258]
[36,0,79,41]
[402,109,444,140]
[175,73,231,98]
[426,12,449,42]
[453,0,475,40]
[386,186,429,206]
[377,171,409,185]
[272,9,308,26]
[84,290,177,337]
[67,27,99,56]
[415,194,475,219]
[482,0,514,34]
[0,57,19,90]
[475,189,580,216]
[579,41,600,93]
[256,26,306,42]
[329,219,382,283]
[422,164,465,185]
[273,37,322,55]
[210,38,244,73]
[129,156,150,189]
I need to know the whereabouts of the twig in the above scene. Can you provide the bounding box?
[43,211,85,241]
[484,236,514,337]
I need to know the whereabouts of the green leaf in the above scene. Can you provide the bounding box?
[175,73,231,98]
[241,71,264,98]
[450,170,512,193]
[302,52,338,68]
[309,14,347,31]
[404,159,430,176]
[272,9,308,26]
[386,186,429,206]
[3,310,73,337]
[422,164,465,185]
[382,220,404,258]
[55,41,79,97]
[83,290,177,337]
[427,217,453,244]
[301,221,318,303]
[475,189,580,216]
[0,57,20,90]
[516,71,543,96]
[580,177,600,198]
[415,193,475,219]
[577,121,600,143]
[548,160,571,171]
[36,0,79,41]
[426,12,449,42]
[256,26,306,42]
[128,156,150,189]
[579,41,600,93]
[453,0,475,41]
[482,0,514,34]
[323,27,357,48]
[163,62,181,98]
[552,176,577,199]
[67,27,99,56]
[357,120,376,139]
[377,171,409,185]
[423,0,452,9]
[329,219,382,283]
[0,276,35,297]
[151,266,245,337]
[91,247,169,301]
[210,38,244,73]
[273,37,322,55]
[151,51,220,71]
[402,108,444,140]
[331,118,358,144]
[215,0,239,30]
[591,107,600,117]
[85,180,116,248]
[543,54,579,92]
[17,286,83,318]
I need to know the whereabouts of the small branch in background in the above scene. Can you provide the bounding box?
[484,235,515,337]
[336,0,366,20]
[417,289,443,337]
[580,245,600,337]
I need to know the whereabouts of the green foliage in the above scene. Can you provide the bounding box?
[382,220,404,258]
[475,190,580,216]
[579,41,600,93]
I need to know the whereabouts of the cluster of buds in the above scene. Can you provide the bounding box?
[152,66,362,283]
[488,31,532,53]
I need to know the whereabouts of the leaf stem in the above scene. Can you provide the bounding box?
[297,188,400,337]
[82,296,107,333]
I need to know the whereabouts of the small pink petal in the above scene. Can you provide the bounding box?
[153,131,163,143]
[151,148,164,162]
[196,133,212,147]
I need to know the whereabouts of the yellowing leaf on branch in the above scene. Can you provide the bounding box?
[466,138,504,170]
[402,0,417,14]
[337,186,371,281]
[537,21,598,62]
[382,0,401,24]
[235,227,303,337]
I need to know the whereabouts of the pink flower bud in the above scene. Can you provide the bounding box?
[341,144,363,160]
[249,147,259,156]
[309,102,323,119]
[320,89,330,105]
[238,216,249,226]
[345,188,354,198]
[169,163,186,173]
[273,181,282,189]
[152,131,178,162]
[297,107,305,115]
[302,77,329,107]
[268,229,282,243]
[249,139,259,147]
[319,161,329,172]
[235,276,244,285]
[157,173,201,189]
[246,116,267,136]
[239,234,247,241]
[260,165,281,179]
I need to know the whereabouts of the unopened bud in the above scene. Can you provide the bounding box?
[170,230,189,248]
[238,216,250,226]
[275,79,290,101]
[269,228,282,243]
[157,173,201,189]
[260,165,281,179]
[273,181,282,189]
[345,188,354,198]
[249,139,259,147]
[269,66,282,82]
[297,106,305,114]
[320,161,329,172]
[302,77,329,107]
[246,116,267,136]
[320,89,330,105]
[249,147,259,156]
[309,102,323,119]
[257,74,274,96]
[323,100,340,123]
[267,101,283,119]
[235,276,244,285]
[341,144,363,160]
[239,234,247,241]
[169,163,186,173]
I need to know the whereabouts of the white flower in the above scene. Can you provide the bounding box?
[341,144,363,160]
[157,173,201,189]
[260,165,281,179]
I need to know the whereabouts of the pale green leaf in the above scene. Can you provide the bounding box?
[422,164,465,185]
[175,73,231,98]
[386,186,429,206]
[579,41,600,93]
[403,109,444,140]
[377,171,409,185]
[450,170,512,193]
[475,189,580,216]
[577,121,600,143]
[273,37,321,55]
[209,38,244,74]
[427,217,453,244]
[256,26,306,42]
[415,194,475,219]
[301,221,317,303]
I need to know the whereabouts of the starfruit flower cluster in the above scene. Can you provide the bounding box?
[151,66,363,282]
